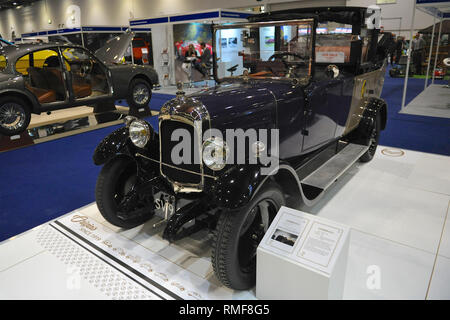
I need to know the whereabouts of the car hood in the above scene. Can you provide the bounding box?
[187,81,278,131]
[95,32,133,64]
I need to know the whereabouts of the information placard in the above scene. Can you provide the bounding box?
[257,206,350,299]
[261,207,349,274]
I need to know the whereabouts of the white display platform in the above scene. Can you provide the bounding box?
[257,207,350,300]
[0,146,449,300]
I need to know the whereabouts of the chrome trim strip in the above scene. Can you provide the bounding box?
[158,96,211,193]
[135,153,217,180]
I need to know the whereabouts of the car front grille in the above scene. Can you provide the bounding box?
[160,119,202,185]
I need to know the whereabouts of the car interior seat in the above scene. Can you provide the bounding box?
[71,73,92,99]
[26,67,57,104]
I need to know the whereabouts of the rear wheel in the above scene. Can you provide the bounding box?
[211,181,285,290]
[95,156,154,229]
[0,96,31,136]
[127,78,152,110]
[359,112,381,163]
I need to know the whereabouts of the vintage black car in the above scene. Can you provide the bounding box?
[93,7,392,290]
[0,32,158,136]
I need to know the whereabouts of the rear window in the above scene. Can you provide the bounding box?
[0,54,6,72]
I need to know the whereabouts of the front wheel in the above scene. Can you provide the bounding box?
[211,181,285,290]
[126,78,152,110]
[0,96,31,136]
[95,156,154,229]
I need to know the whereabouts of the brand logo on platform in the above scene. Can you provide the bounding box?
[71,215,97,231]
[381,148,405,157]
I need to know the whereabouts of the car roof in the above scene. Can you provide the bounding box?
[0,42,84,62]
[248,6,367,25]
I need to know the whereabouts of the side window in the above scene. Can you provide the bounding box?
[16,48,66,104]
[61,47,109,99]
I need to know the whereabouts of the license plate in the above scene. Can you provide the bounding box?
[153,192,175,218]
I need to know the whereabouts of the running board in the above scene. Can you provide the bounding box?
[300,143,369,203]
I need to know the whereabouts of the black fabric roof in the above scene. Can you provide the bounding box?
[248,6,367,26]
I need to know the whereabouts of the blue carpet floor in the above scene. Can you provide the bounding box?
[116,91,175,111]
[0,74,449,242]
[379,69,450,156]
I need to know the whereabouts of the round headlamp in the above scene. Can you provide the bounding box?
[129,119,151,148]
[202,137,229,171]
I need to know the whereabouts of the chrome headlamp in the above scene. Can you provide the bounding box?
[129,119,151,148]
[202,137,229,171]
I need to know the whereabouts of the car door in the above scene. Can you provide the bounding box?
[301,79,339,151]
[15,47,69,108]
[302,24,354,152]
[60,46,112,103]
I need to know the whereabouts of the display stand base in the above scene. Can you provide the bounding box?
[0,105,131,153]
[0,132,34,152]
[0,203,254,300]
[92,101,117,113]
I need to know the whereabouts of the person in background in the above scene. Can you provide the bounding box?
[389,34,397,65]
[194,42,212,78]
[411,33,426,75]
[395,36,404,64]
[185,44,198,60]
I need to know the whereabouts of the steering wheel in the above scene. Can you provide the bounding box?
[268,52,306,68]
[79,60,93,78]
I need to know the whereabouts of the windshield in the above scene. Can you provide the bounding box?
[214,20,314,81]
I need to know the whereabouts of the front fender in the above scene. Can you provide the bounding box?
[93,127,131,165]
[209,164,266,210]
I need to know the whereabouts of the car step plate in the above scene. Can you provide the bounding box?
[300,143,369,194]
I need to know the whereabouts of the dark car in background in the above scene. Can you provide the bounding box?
[92,7,392,290]
[0,32,158,136]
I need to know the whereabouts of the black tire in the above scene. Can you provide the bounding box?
[126,78,152,110]
[95,156,153,229]
[212,181,285,290]
[359,112,381,163]
[0,96,31,136]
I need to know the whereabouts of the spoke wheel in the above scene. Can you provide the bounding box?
[0,97,31,136]
[132,83,150,105]
[127,78,152,109]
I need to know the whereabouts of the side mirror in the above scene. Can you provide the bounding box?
[326,64,340,79]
